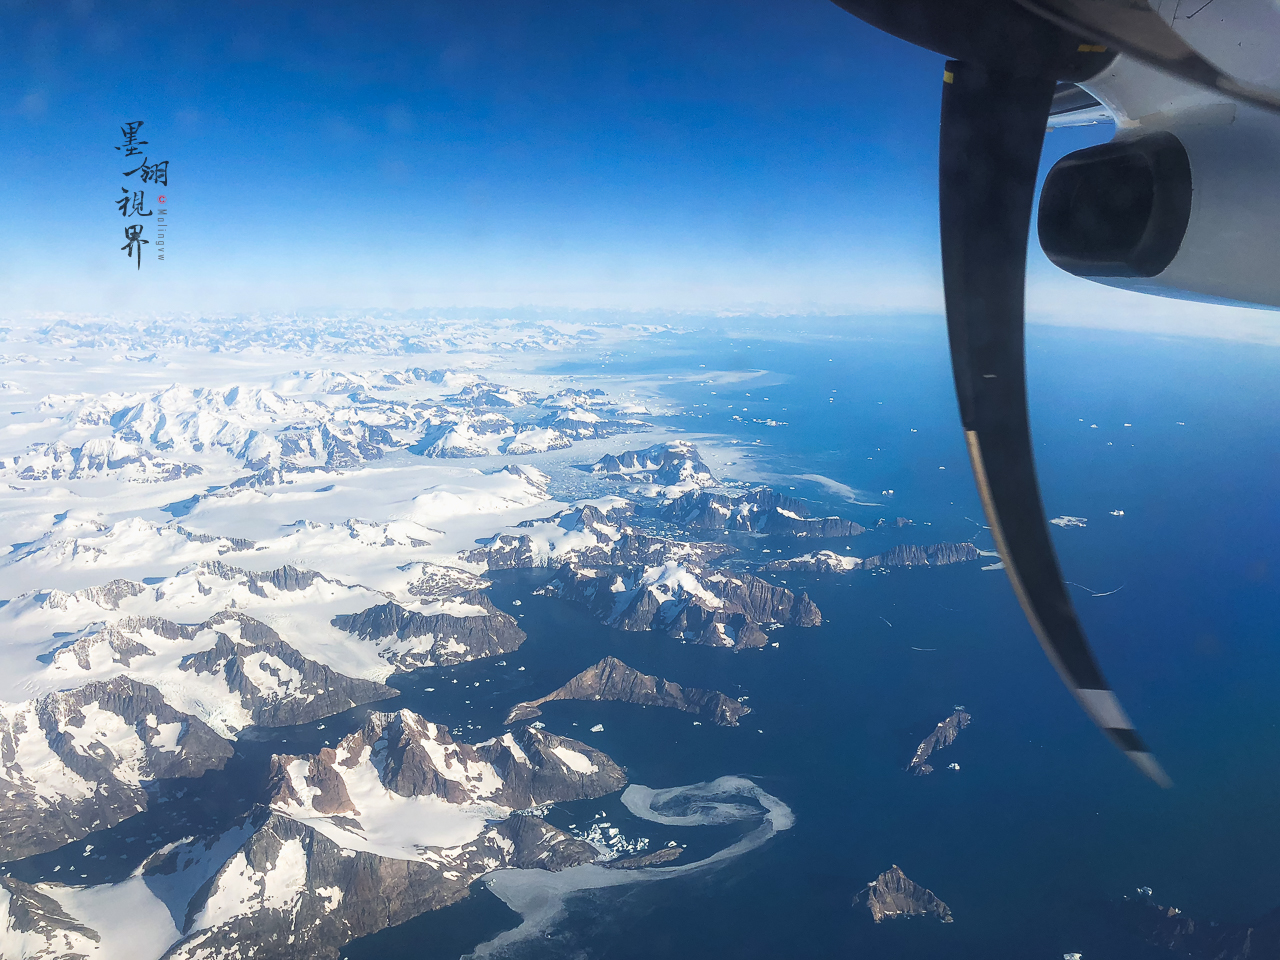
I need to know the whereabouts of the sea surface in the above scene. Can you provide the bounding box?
[351,320,1280,958]
[14,319,1280,958]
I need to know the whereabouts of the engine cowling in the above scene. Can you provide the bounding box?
[1039,117,1280,309]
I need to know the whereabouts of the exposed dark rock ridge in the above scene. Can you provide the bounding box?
[539,563,820,651]
[861,542,981,569]
[2,441,204,482]
[909,708,971,775]
[149,708,627,958]
[174,524,256,551]
[663,487,866,537]
[44,577,150,610]
[506,656,751,726]
[0,677,232,861]
[0,876,102,950]
[590,441,714,486]
[541,408,649,440]
[606,846,684,868]
[761,550,860,573]
[488,723,628,806]
[448,381,541,407]
[188,560,344,595]
[401,561,491,601]
[1109,891,1280,959]
[225,464,290,489]
[857,865,953,922]
[159,807,599,960]
[763,542,981,573]
[330,591,526,669]
[278,420,397,469]
[49,611,398,729]
[272,710,625,811]
[401,560,491,599]
[38,561,350,621]
[55,620,162,669]
[179,611,399,726]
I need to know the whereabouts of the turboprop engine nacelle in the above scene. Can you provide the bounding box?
[1039,114,1280,310]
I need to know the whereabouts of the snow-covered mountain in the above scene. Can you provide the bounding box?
[663,486,867,537]
[330,592,526,671]
[0,708,626,960]
[540,561,821,651]
[0,676,232,859]
[590,440,716,495]
[0,351,654,520]
[467,500,734,571]
[0,315,918,959]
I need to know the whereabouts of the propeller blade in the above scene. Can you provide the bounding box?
[938,60,1171,787]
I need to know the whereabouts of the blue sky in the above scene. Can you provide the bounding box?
[5,0,1272,336]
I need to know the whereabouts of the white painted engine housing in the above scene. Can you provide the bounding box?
[1040,1,1280,310]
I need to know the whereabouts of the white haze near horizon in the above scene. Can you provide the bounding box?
[9,264,1280,350]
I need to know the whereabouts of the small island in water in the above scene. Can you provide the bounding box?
[909,707,971,775]
[857,865,953,923]
[506,656,751,726]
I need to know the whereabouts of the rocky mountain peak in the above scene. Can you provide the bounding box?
[857,865,953,923]
[506,656,751,726]
[271,707,626,817]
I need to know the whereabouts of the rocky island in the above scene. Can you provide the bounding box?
[605,846,685,868]
[909,708,971,775]
[506,656,751,726]
[857,865,953,923]
[763,541,981,573]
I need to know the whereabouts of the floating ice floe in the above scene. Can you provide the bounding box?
[469,777,793,957]
[1049,516,1087,528]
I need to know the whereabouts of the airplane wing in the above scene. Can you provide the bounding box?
[1048,81,1110,127]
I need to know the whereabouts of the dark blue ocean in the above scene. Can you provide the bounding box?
[346,320,1280,958]
[13,319,1280,958]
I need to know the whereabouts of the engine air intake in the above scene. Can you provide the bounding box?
[1038,131,1192,278]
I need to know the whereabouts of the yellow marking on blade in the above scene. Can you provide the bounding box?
[1077,44,1107,53]
[943,70,954,84]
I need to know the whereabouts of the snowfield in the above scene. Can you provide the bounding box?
[0,314,825,960]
